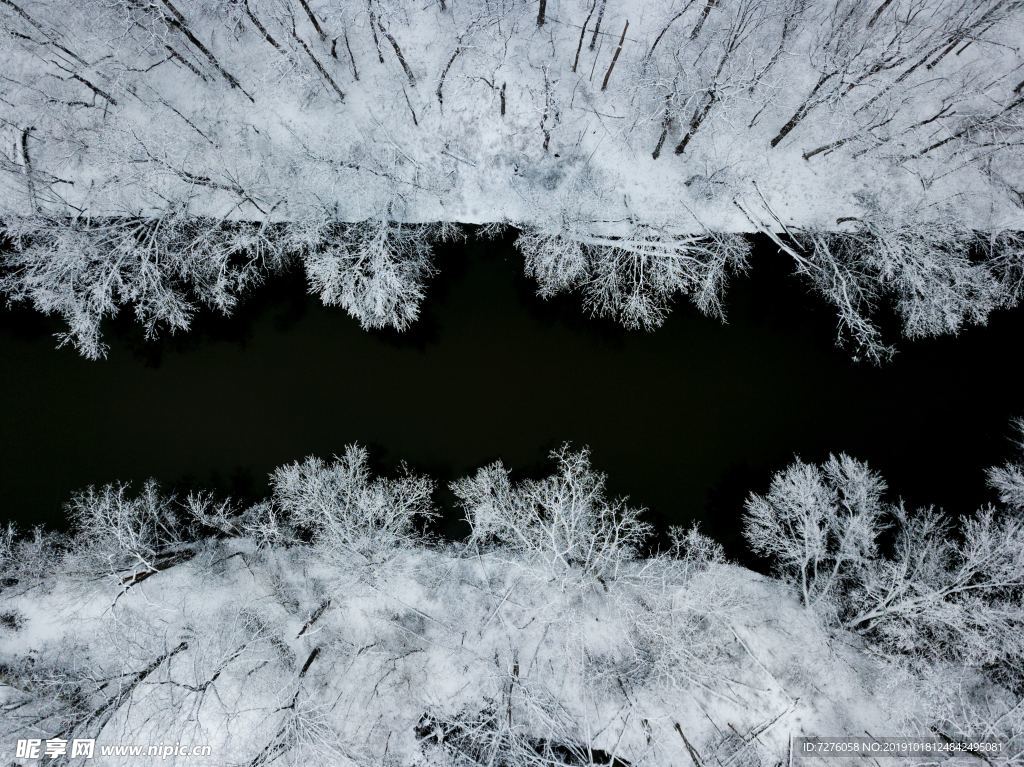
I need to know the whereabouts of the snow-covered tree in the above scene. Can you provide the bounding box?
[3,443,1023,765]
[848,503,1024,674]
[453,444,652,583]
[746,453,1024,679]
[519,221,750,330]
[790,196,1001,361]
[67,480,201,584]
[297,218,441,332]
[2,0,1023,356]
[269,444,436,561]
[744,454,887,612]
[1,212,286,359]
[989,418,1024,511]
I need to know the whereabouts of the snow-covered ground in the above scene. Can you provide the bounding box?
[1,0,1022,232]
[2,445,1022,766]
[0,547,957,766]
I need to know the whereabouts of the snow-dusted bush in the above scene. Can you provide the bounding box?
[0,522,62,591]
[453,444,652,583]
[269,445,436,561]
[607,526,746,694]
[417,685,619,767]
[918,669,1024,766]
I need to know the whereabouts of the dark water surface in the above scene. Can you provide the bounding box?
[1,233,1021,554]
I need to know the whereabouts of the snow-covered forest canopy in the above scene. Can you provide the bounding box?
[2,0,1024,360]
[1,432,1023,765]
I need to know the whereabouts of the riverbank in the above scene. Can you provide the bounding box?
[0,537,1000,766]
[2,442,1021,765]
[3,0,1023,360]
[3,0,1022,232]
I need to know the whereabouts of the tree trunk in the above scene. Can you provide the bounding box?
[343,32,360,80]
[19,126,37,211]
[803,135,854,161]
[165,45,207,79]
[915,95,1024,157]
[866,0,894,28]
[149,0,254,102]
[689,0,717,40]
[651,103,671,160]
[588,0,607,50]
[1,0,87,64]
[297,0,325,38]
[437,46,462,107]
[243,0,282,51]
[59,65,118,106]
[290,28,346,101]
[645,4,691,67]
[379,22,416,86]
[572,2,595,72]
[402,86,419,125]
[366,2,385,63]
[770,72,832,148]
[600,20,628,91]
[674,91,716,155]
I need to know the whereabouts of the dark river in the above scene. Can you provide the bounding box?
[1,232,1021,555]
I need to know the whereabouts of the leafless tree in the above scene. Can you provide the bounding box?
[990,419,1024,512]
[453,444,652,584]
[788,197,1000,362]
[1,213,286,359]
[744,454,888,612]
[297,217,444,331]
[518,220,749,330]
[270,444,436,562]
[746,451,1024,677]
